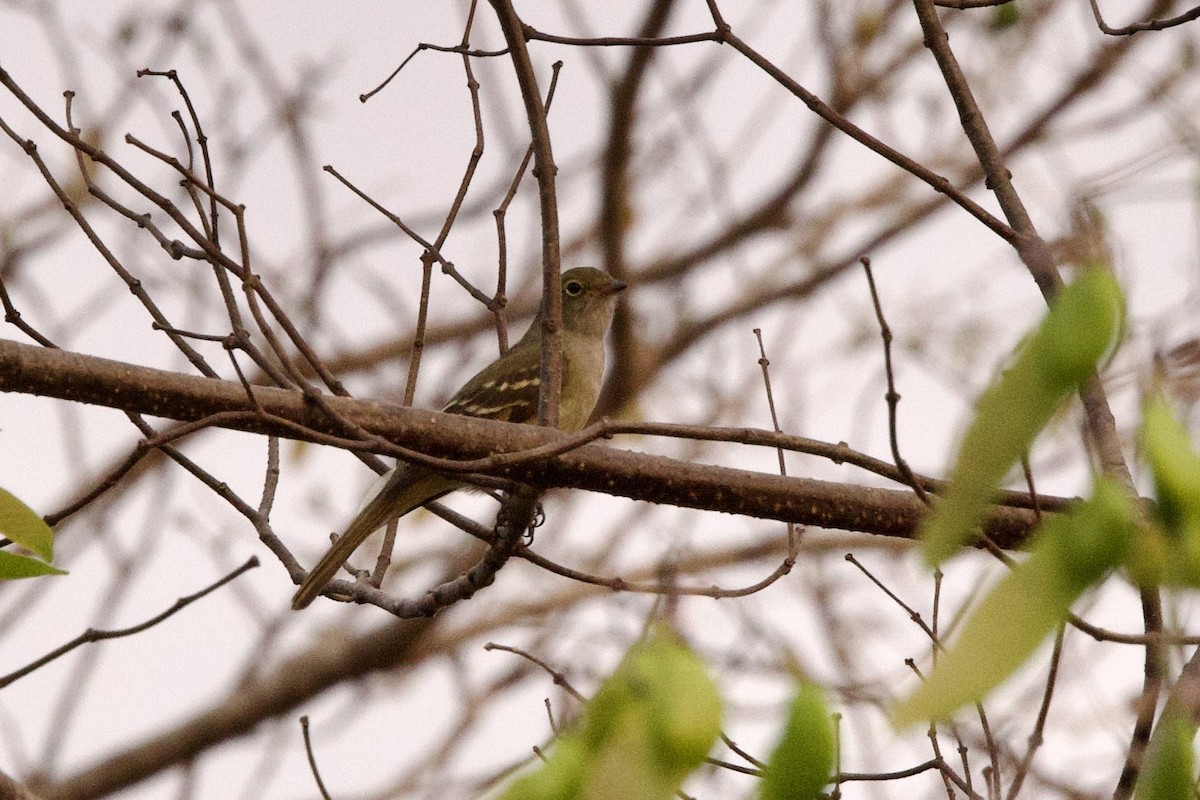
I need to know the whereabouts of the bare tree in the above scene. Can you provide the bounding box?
[0,0,1198,798]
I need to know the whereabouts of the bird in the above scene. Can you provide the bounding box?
[291,267,627,609]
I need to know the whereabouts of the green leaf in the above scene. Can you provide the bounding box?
[921,270,1124,566]
[1143,399,1200,530]
[0,486,54,560]
[760,681,834,800]
[1135,713,1197,800]
[636,629,724,771]
[895,480,1134,726]
[584,702,673,800]
[1122,518,1200,589]
[501,737,589,800]
[1130,399,1200,587]
[0,549,67,578]
[1042,479,1136,591]
[1142,399,1200,531]
[583,626,722,798]
[990,2,1020,29]
[503,625,722,800]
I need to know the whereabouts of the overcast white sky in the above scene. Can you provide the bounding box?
[1,1,1199,798]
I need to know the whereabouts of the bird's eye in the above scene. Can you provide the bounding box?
[564,280,583,296]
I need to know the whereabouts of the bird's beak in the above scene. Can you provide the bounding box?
[604,279,628,295]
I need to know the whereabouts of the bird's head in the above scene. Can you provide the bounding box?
[560,266,627,336]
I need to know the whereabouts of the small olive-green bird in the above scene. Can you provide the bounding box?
[291,267,626,609]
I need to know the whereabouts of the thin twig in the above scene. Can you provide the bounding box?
[484,642,586,701]
[0,558,259,689]
[1005,624,1065,800]
[754,327,802,558]
[845,553,939,645]
[1087,0,1200,34]
[861,257,930,505]
[299,716,334,800]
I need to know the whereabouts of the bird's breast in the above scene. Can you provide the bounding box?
[559,331,607,432]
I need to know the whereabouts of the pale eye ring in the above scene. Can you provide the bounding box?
[564,280,583,296]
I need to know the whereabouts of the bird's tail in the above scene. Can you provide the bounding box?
[291,467,460,609]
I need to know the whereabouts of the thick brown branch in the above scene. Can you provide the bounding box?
[0,770,44,800]
[0,337,1043,545]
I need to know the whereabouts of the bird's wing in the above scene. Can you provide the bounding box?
[442,344,548,423]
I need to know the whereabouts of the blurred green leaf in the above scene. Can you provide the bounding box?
[0,549,67,579]
[0,486,54,560]
[760,681,834,800]
[638,629,724,770]
[502,624,722,800]
[1043,480,1137,591]
[584,702,672,800]
[921,269,1124,566]
[501,737,588,800]
[896,480,1134,726]
[1135,712,1197,800]
[1143,399,1200,532]
[991,2,1020,30]
[1129,399,1200,587]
